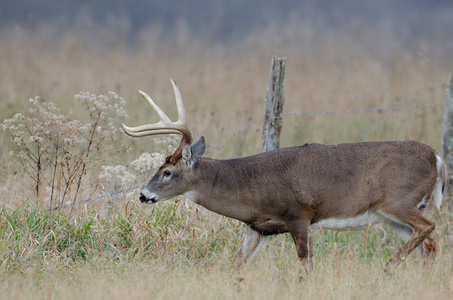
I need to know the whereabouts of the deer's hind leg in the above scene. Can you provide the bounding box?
[383,210,436,270]
[420,236,437,260]
[387,220,437,260]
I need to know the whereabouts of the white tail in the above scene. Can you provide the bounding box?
[434,154,447,210]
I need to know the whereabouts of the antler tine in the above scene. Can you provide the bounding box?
[121,126,184,137]
[121,80,193,144]
[138,90,172,124]
[170,79,188,126]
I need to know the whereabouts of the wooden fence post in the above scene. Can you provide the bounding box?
[441,74,453,194]
[262,56,287,152]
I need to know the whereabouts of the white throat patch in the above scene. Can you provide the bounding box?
[183,191,198,203]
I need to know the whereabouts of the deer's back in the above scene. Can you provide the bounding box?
[205,140,439,221]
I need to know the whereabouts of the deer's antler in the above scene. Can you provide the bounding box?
[122,79,193,162]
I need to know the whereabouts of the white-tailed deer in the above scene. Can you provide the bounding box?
[123,80,446,271]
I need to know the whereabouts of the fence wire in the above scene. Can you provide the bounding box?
[284,103,443,116]
[206,115,265,152]
[48,101,444,210]
[49,185,141,211]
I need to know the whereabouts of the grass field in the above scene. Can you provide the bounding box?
[0,198,452,299]
[1,23,453,299]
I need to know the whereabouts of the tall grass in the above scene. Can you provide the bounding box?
[0,200,451,299]
[1,22,453,299]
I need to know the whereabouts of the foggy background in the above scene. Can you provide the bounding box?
[1,0,452,54]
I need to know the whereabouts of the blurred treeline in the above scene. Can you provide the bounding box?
[1,0,452,52]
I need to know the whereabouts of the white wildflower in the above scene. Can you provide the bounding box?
[79,125,89,133]
[99,165,137,192]
[13,113,24,121]
[130,152,165,175]
[29,97,39,105]
[117,108,128,119]
[14,138,22,146]
[29,136,44,144]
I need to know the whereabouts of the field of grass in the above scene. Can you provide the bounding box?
[0,198,452,299]
[1,22,453,299]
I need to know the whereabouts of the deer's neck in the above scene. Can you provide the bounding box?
[184,157,260,223]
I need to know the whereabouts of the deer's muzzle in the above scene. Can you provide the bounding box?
[139,190,158,204]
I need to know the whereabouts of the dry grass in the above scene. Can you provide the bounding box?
[0,199,452,300]
[1,21,453,299]
[1,256,452,300]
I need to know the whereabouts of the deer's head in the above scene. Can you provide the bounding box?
[122,80,205,203]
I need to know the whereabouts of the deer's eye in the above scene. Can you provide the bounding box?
[163,170,172,177]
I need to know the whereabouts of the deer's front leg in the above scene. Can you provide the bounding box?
[236,226,268,270]
[286,219,313,272]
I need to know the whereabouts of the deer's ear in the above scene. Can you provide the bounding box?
[182,141,192,163]
[182,137,205,168]
[192,136,206,157]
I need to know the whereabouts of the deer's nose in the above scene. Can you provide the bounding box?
[139,193,147,203]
